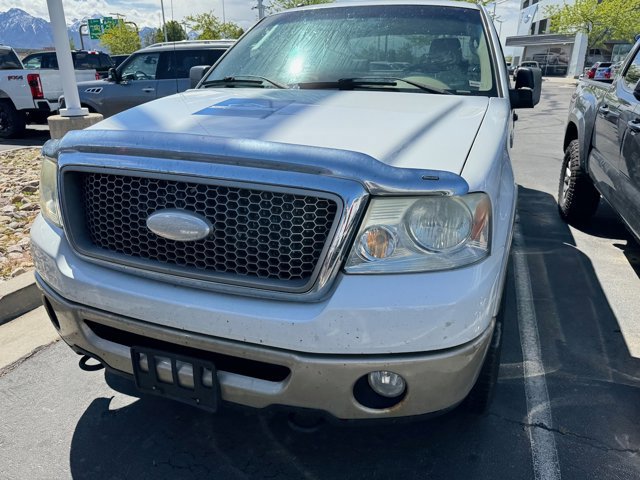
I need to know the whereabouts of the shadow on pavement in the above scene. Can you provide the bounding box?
[65,185,640,480]
[515,185,640,478]
[0,126,49,149]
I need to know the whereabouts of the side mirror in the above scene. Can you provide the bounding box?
[511,67,542,108]
[108,67,120,83]
[189,65,211,89]
[634,81,640,101]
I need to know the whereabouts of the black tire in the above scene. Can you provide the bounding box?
[0,99,26,139]
[463,319,503,414]
[557,139,600,223]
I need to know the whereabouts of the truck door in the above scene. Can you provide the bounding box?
[592,47,640,212]
[617,48,640,238]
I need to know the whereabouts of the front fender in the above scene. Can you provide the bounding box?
[566,82,604,171]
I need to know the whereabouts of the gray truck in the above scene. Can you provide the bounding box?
[558,39,640,240]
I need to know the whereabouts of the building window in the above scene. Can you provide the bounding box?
[538,19,548,34]
[523,0,530,8]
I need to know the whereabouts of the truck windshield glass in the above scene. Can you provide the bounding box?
[203,5,496,96]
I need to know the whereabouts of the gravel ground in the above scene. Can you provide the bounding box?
[0,148,41,281]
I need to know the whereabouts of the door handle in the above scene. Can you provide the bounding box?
[628,119,640,133]
[142,88,155,93]
[598,105,609,115]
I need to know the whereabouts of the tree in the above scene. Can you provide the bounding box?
[184,11,244,40]
[99,22,141,55]
[545,0,640,48]
[154,20,187,43]
[268,0,333,13]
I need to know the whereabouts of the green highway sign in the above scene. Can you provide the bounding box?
[103,17,118,31]
[87,18,102,39]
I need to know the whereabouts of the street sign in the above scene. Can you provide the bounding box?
[87,18,102,40]
[103,17,118,31]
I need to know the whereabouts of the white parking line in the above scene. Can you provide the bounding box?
[513,218,562,480]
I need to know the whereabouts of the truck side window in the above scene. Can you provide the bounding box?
[0,50,21,69]
[623,50,640,91]
[22,54,42,69]
[157,50,225,80]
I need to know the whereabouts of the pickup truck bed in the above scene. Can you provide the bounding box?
[0,45,97,137]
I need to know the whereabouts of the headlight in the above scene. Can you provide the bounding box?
[39,156,62,227]
[345,193,490,273]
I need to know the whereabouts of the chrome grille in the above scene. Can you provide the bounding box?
[77,172,338,288]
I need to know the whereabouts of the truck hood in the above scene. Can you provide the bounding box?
[94,89,489,173]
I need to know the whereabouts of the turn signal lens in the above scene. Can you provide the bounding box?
[357,226,397,260]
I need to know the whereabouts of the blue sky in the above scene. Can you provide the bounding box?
[0,0,523,44]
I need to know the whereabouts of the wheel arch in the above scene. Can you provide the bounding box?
[0,91,16,108]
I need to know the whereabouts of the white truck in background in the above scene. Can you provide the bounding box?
[0,45,97,138]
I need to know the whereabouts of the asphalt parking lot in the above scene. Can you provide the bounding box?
[1,81,640,479]
[0,124,49,152]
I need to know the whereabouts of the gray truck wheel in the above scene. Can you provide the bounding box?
[558,139,600,223]
[0,100,26,139]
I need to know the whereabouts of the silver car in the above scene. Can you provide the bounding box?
[70,40,234,117]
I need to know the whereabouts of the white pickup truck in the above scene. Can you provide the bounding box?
[32,1,540,422]
[0,45,97,138]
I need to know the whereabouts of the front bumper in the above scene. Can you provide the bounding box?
[38,276,495,419]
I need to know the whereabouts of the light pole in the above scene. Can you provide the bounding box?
[46,0,87,117]
[489,0,511,20]
[159,0,168,42]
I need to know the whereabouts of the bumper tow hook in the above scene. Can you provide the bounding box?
[79,355,105,372]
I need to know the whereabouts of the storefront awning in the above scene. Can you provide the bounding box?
[506,34,576,47]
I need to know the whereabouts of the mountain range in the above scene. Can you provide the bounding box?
[0,8,155,51]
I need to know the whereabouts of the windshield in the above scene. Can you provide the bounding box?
[202,5,496,96]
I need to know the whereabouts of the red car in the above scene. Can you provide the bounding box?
[586,62,612,79]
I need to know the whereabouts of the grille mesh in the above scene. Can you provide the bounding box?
[80,173,338,283]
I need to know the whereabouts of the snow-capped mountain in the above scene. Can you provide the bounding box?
[0,8,54,49]
[0,8,153,52]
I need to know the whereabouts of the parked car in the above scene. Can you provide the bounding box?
[22,50,113,79]
[513,60,539,79]
[558,39,640,240]
[65,40,234,117]
[32,0,540,420]
[586,61,613,81]
[0,45,97,137]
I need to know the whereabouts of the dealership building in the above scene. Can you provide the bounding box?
[505,0,589,77]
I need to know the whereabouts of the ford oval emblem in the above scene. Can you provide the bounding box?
[146,209,212,242]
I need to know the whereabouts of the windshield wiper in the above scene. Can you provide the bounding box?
[201,75,286,89]
[297,77,451,95]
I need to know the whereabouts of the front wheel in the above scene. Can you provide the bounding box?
[0,100,26,139]
[557,139,600,224]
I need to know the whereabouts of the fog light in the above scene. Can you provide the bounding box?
[367,371,406,398]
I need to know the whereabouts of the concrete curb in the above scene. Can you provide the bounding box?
[0,270,41,326]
